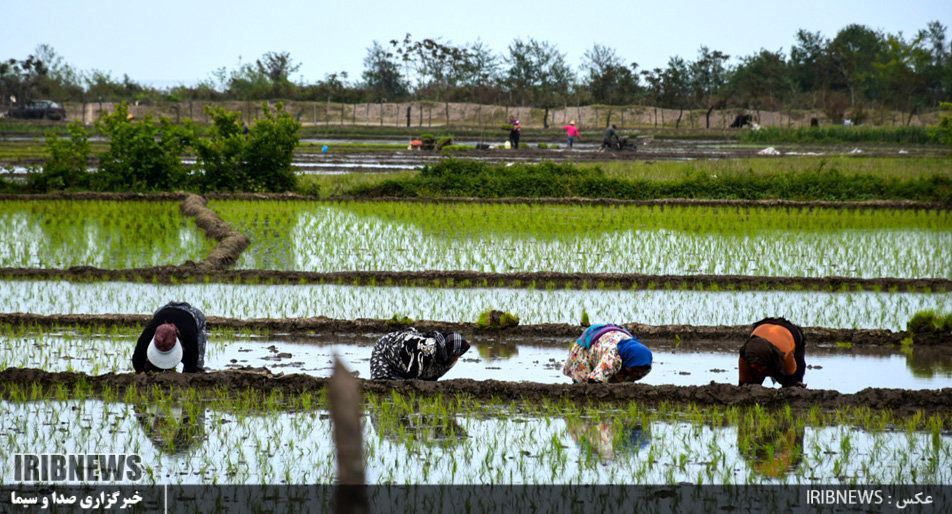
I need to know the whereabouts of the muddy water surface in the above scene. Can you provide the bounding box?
[4,333,951,394]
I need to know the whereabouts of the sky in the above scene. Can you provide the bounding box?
[2,0,950,88]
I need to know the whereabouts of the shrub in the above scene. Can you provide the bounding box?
[386,314,414,327]
[347,158,951,203]
[93,103,196,191]
[928,102,952,147]
[30,122,91,191]
[476,309,520,329]
[906,310,951,334]
[740,125,936,145]
[197,103,300,192]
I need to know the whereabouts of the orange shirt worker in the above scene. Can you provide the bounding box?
[738,317,806,388]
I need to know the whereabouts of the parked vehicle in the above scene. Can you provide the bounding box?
[6,100,67,120]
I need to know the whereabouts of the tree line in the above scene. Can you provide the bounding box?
[2,21,950,126]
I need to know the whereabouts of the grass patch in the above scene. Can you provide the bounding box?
[740,126,940,145]
[346,158,952,203]
[475,309,520,329]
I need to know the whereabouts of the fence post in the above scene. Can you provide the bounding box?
[328,357,367,514]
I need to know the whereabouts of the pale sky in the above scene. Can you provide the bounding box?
[2,0,949,88]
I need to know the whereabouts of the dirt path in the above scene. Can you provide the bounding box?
[1,367,949,412]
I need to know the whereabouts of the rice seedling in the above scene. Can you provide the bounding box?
[0,200,213,268]
[208,200,951,279]
[1,279,948,331]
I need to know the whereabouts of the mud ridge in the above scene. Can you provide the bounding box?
[1,368,949,412]
[0,192,186,201]
[0,192,946,210]
[179,194,250,268]
[0,267,946,293]
[0,312,938,346]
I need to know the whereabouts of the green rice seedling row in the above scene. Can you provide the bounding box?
[210,200,952,279]
[1,280,948,330]
[0,200,213,268]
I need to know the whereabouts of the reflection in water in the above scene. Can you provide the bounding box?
[133,403,208,456]
[0,400,949,484]
[368,412,467,449]
[476,343,520,360]
[565,418,651,461]
[903,346,952,379]
[736,415,805,479]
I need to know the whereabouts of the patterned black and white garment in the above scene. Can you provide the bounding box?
[370,328,470,380]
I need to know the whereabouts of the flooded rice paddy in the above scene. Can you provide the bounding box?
[0,200,211,269]
[3,332,951,393]
[210,201,952,279]
[2,280,948,329]
[0,398,948,485]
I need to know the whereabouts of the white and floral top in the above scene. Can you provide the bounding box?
[562,331,631,383]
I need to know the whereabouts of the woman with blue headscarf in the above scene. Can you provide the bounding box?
[562,324,653,383]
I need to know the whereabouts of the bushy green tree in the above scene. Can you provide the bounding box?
[362,41,409,101]
[30,122,91,191]
[196,103,300,192]
[582,44,641,105]
[929,102,952,146]
[94,103,195,191]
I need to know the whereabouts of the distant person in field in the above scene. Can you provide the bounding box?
[563,324,653,383]
[370,327,470,380]
[562,120,581,149]
[738,317,806,388]
[601,124,620,150]
[132,302,208,373]
[507,114,521,149]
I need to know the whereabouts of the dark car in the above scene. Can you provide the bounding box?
[6,100,67,120]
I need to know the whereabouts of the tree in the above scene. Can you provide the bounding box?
[790,30,831,107]
[916,21,951,106]
[0,53,49,104]
[505,38,572,127]
[582,44,640,105]
[94,103,195,191]
[829,24,887,106]
[254,51,300,98]
[727,49,796,115]
[390,33,476,124]
[197,104,300,192]
[361,41,408,102]
[659,57,691,128]
[458,40,501,102]
[875,33,933,124]
[690,46,730,128]
[640,67,663,126]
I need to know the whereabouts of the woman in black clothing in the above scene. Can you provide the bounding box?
[132,302,207,373]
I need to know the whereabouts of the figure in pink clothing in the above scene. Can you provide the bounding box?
[562,120,581,149]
